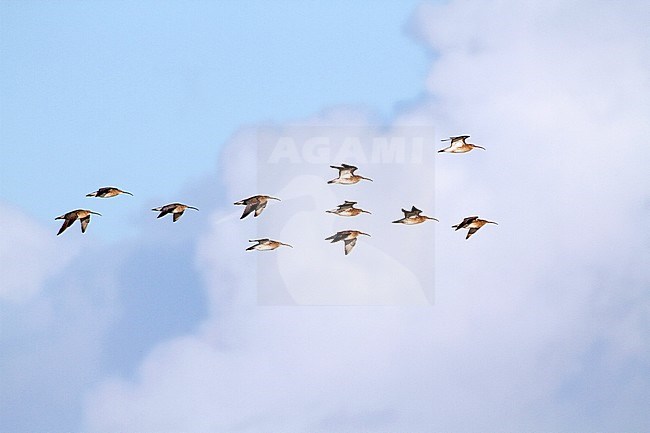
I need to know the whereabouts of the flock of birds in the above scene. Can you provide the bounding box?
[55,135,497,254]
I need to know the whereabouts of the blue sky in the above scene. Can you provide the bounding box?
[1,0,426,239]
[2,1,650,433]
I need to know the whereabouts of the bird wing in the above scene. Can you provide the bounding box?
[235,196,257,206]
[466,227,480,239]
[327,231,348,243]
[156,206,174,218]
[57,216,77,235]
[449,136,469,150]
[80,216,90,233]
[411,206,422,215]
[338,164,358,177]
[338,201,355,210]
[173,210,185,222]
[254,201,268,217]
[240,202,258,219]
[402,208,419,218]
[456,216,478,229]
[249,238,269,243]
[344,238,357,255]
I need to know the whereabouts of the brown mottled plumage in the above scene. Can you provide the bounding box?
[152,203,199,222]
[55,209,101,235]
[325,230,370,255]
[86,187,133,198]
[326,200,371,217]
[452,216,498,239]
[234,195,280,219]
[246,238,293,251]
[327,164,373,185]
[392,206,438,225]
[438,135,485,153]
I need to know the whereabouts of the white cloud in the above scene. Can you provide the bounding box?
[83,1,650,432]
[0,204,79,303]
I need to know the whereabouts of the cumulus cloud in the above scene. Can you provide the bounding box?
[0,205,119,431]
[0,204,79,302]
[83,1,650,432]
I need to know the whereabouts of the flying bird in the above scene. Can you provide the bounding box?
[234,195,280,219]
[246,238,293,251]
[55,209,101,235]
[452,216,498,239]
[325,230,370,255]
[327,163,373,185]
[86,187,133,198]
[152,203,199,222]
[438,135,485,153]
[326,200,371,217]
[392,206,438,225]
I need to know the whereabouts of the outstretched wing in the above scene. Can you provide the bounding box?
[449,135,470,150]
[254,201,268,217]
[338,164,358,178]
[173,210,185,222]
[157,209,172,219]
[455,216,478,230]
[240,202,258,219]
[96,187,111,196]
[80,216,90,233]
[402,207,421,218]
[155,204,176,218]
[466,227,480,239]
[344,238,357,255]
[338,201,356,210]
[57,216,76,235]
[326,231,349,243]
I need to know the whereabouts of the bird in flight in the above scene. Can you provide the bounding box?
[55,209,101,235]
[152,203,199,222]
[438,135,485,153]
[246,238,293,251]
[327,163,373,185]
[326,200,371,217]
[392,206,438,225]
[86,187,133,198]
[452,216,498,239]
[234,195,281,219]
[325,230,370,255]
